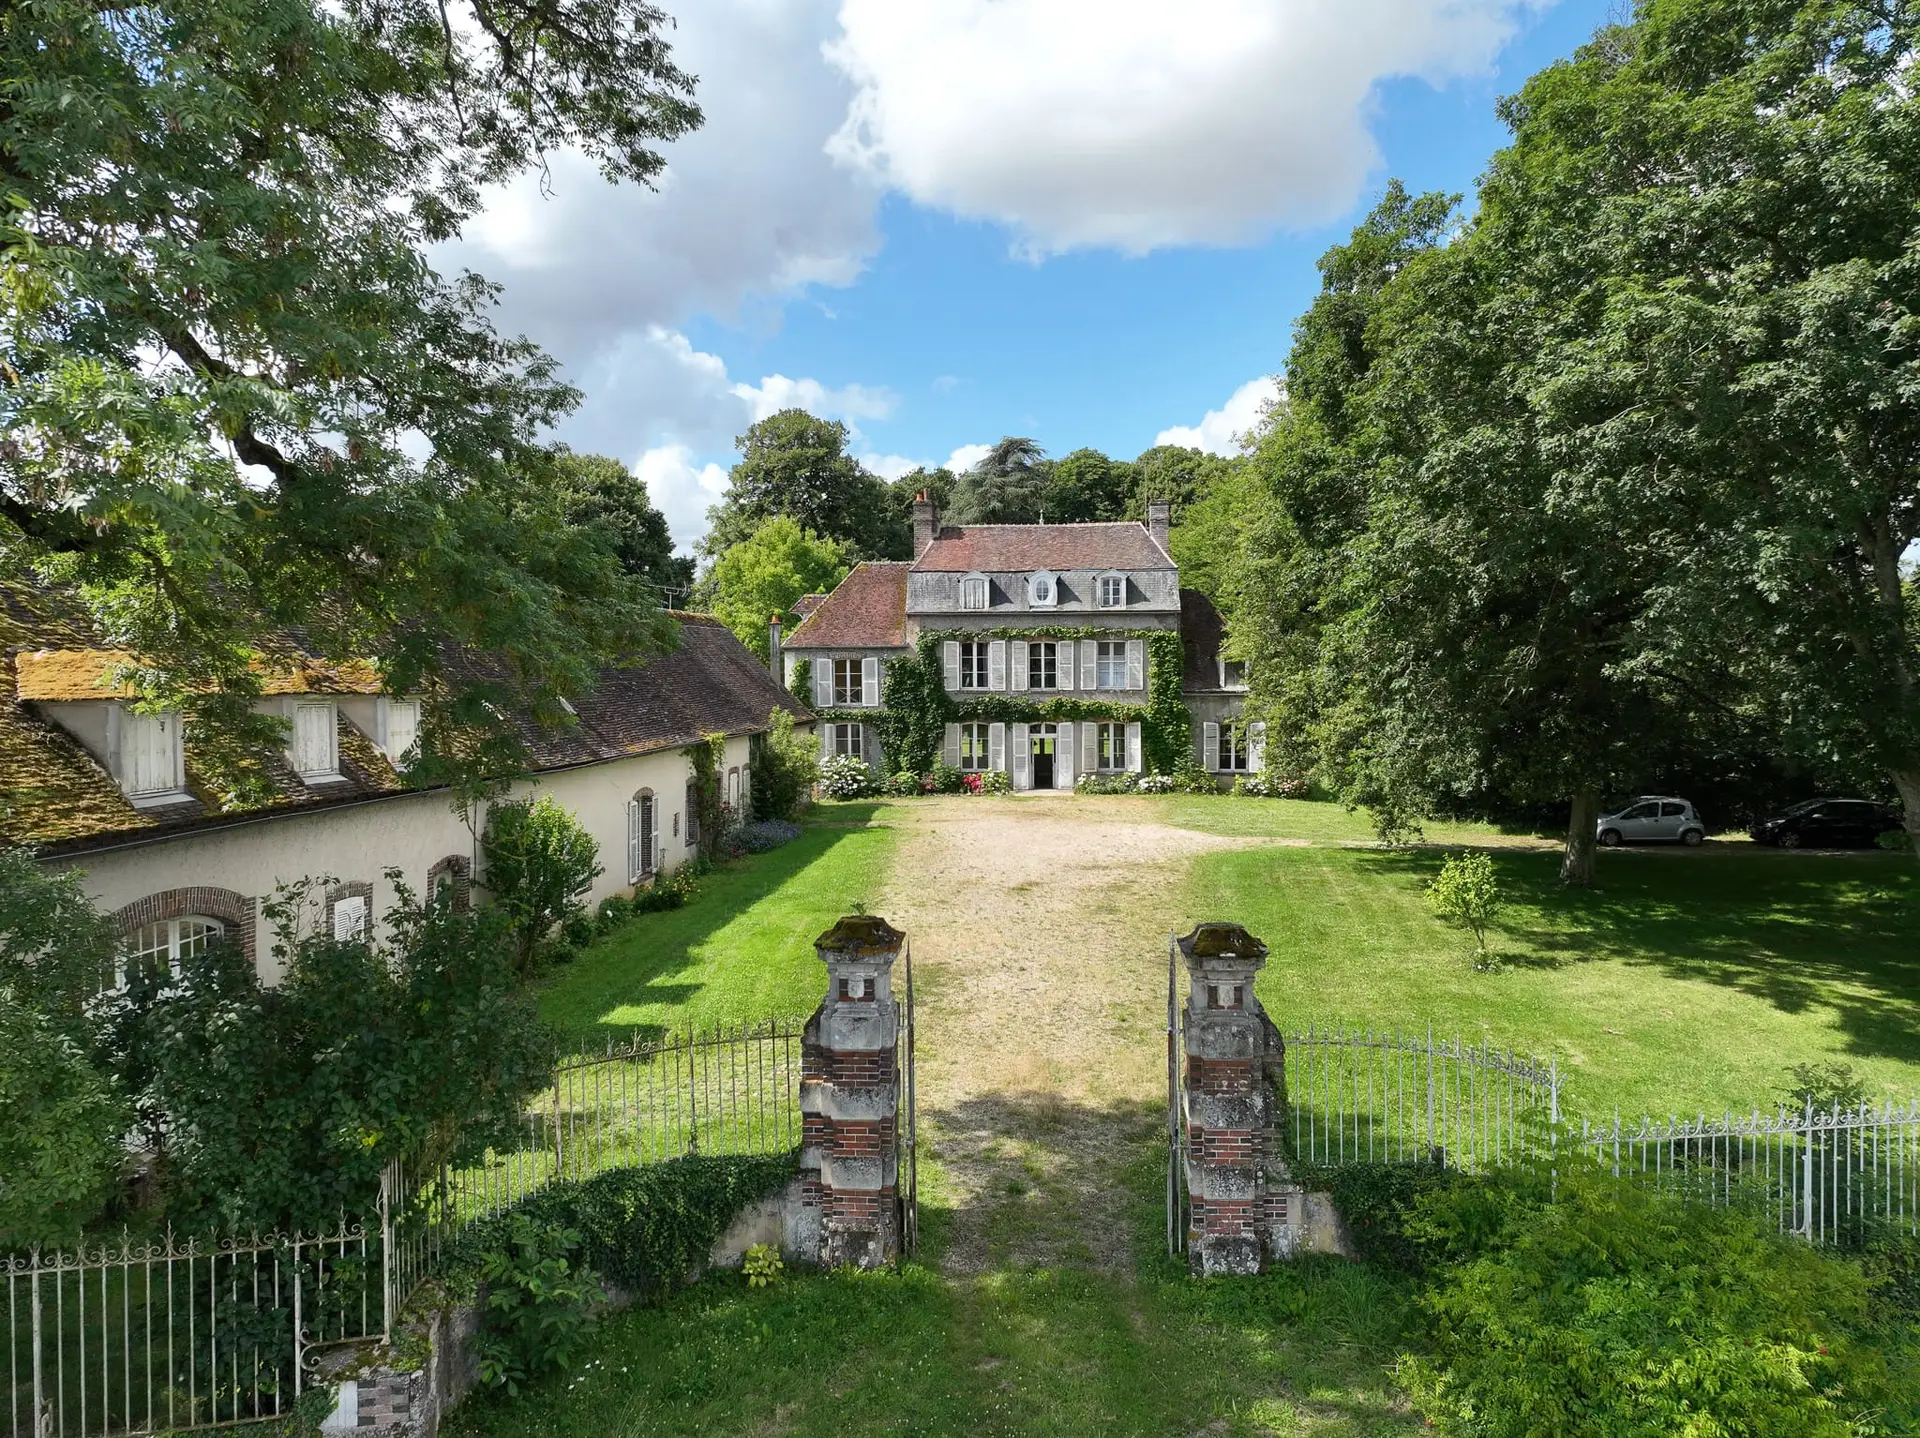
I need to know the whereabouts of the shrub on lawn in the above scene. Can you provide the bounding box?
[455,1152,797,1300]
[818,754,877,799]
[474,1214,605,1395]
[975,770,1011,795]
[482,796,602,976]
[880,770,921,797]
[1076,772,1138,794]
[1292,1160,1464,1274]
[1427,851,1502,959]
[1399,1167,1895,1436]
[750,709,818,822]
[928,762,966,794]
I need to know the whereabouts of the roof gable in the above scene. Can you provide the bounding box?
[784,563,910,650]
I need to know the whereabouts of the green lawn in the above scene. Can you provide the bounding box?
[1185,837,1920,1118]
[534,804,897,1043]
[445,1132,1419,1438]
[1154,793,1545,846]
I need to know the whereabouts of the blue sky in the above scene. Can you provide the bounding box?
[447,0,1614,552]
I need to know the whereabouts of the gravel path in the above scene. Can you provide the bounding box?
[874,794,1262,1275]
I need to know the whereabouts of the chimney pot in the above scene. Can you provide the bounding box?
[913,493,938,557]
[1147,499,1171,554]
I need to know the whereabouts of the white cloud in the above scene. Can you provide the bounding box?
[634,444,732,553]
[825,0,1530,255]
[1156,377,1281,456]
[945,443,991,473]
[733,375,896,426]
[859,453,924,481]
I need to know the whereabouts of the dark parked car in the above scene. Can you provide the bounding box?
[1748,799,1905,849]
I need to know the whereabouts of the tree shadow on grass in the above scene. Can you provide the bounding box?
[534,820,888,1048]
[1354,846,1920,1068]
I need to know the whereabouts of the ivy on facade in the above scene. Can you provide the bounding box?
[814,629,1194,776]
[786,658,812,710]
[689,733,727,855]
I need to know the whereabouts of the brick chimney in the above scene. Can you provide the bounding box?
[768,612,784,682]
[913,491,937,557]
[1147,499,1171,554]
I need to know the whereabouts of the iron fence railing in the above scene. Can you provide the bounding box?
[1280,1023,1560,1171]
[4,1223,383,1438]
[1580,1101,1920,1242]
[391,1020,807,1288]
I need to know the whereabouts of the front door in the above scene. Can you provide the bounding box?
[1031,725,1056,790]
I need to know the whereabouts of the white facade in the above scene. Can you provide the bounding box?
[50,734,752,985]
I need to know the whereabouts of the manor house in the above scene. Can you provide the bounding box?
[780,496,1257,789]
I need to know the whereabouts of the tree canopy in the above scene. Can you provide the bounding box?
[707,517,851,659]
[0,0,697,791]
[550,448,693,603]
[946,437,1051,525]
[701,411,900,562]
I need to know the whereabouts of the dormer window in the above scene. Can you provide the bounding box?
[118,707,186,803]
[290,701,343,782]
[1028,571,1058,608]
[380,696,420,764]
[1098,574,1126,609]
[960,575,988,610]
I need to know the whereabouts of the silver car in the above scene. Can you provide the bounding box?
[1596,796,1706,847]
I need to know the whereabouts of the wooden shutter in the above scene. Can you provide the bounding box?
[1248,722,1266,772]
[813,661,832,708]
[862,655,880,707]
[1054,641,1074,691]
[1080,722,1098,771]
[1202,722,1220,772]
[640,795,656,876]
[1078,640,1096,689]
[1125,722,1142,772]
[332,895,367,941]
[1056,723,1075,788]
[627,798,642,882]
[1126,640,1145,690]
[943,641,961,689]
[988,640,1007,691]
[1011,723,1030,788]
[1010,641,1030,691]
[944,723,961,766]
[989,722,1006,772]
[820,725,835,760]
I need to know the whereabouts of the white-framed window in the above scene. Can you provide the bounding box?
[1217,722,1252,772]
[291,701,340,779]
[1096,641,1128,689]
[959,722,992,771]
[123,915,224,985]
[1220,659,1248,690]
[628,791,656,882]
[1028,571,1058,607]
[831,723,864,759]
[833,658,862,706]
[727,766,740,810]
[1094,722,1128,771]
[120,708,185,799]
[383,697,420,763]
[1098,575,1125,608]
[959,640,990,690]
[1027,641,1058,690]
[960,576,988,610]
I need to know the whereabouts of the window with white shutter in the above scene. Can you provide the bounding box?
[988,641,1007,691]
[943,723,962,767]
[1095,641,1128,689]
[1010,641,1029,691]
[1125,722,1143,772]
[383,698,420,763]
[1078,640,1096,689]
[1011,723,1030,788]
[1098,574,1126,608]
[1126,640,1145,690]
[627,797,643,882]
[861,655,880,707]
[292,702,338,778]
[944,640,962,689]
[332,895,368,941]
[122,709,183,797]
[1203,721,1221,773]
[958,641,990,689]
[988,722,1006,772]
[960,723,992,771]
[1026,642,1057,690]
[1247,722,1266,772]
[813,661,833,708]
[833,659,861,706]
[1056,723,1075,788]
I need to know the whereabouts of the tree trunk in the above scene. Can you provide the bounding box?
[1560,787,1599,886]
[1893,768,1920,863]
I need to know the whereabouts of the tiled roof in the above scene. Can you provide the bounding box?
[15,649,384,701]
[784,563,910,650]
[1179,589,1229,691]
[911,522,1172,573]
[2,593,808,855]
[792,594,826,617]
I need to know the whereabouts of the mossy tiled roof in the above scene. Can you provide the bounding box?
[0,656,158,848]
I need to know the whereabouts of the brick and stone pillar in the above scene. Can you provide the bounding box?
[1180,922,1299,1275]
[797,915,903,1269]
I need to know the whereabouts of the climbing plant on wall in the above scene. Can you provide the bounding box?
[689,734,727,855]
[786,659,812,710]
[1145,631,1192,773]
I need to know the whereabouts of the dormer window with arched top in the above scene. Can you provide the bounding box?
[1028,571,1058,608]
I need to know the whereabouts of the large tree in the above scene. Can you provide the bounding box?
[1129,445,1238,523]
[550,447,693,603]
[0,0,696,793]
[702,410,898,562]
[1468,0,1920,857]
[945,437,1051,524]
[707,517,851,660]
[1045,448,1134,523]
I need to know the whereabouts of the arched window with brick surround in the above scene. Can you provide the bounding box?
[324,880,374,941]
[112,886,254,986]
[425,854,472,912]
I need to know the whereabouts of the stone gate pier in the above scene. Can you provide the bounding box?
[796,915,904,1269]
[1178,921,1313,1275]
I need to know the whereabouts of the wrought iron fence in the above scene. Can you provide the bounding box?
[1580,1101,1920,1242]
[1280,1023,1561,1171]
[5,1223,383,1438]
[391,1019,807,1289]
